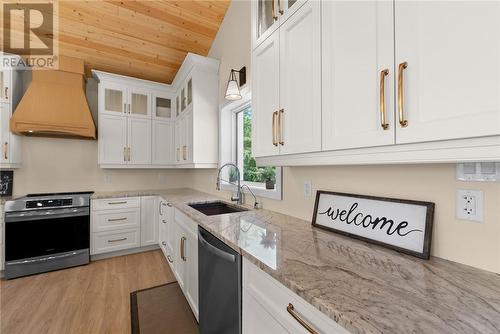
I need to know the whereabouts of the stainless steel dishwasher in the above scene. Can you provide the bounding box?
[198,226,241,334]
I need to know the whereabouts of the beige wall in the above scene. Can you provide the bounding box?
[194,0,500,273]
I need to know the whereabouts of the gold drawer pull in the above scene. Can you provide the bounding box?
[272,0,278,20]
[398,62,408,128]
[107,201,127,205]
[107,217,127,222]
[379,69,389,130]
[4,87,8,99]
[278,109,284,146]
[278,0,283,15]
[3,142,8,160]
[108,237,127,243]
[180,236,187,261]
[286,303,318,334]
[272,110,278,146]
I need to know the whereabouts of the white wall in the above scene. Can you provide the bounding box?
[191,0,500,273]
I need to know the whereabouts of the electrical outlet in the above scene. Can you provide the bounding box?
[456,190,484,223]
[158,174,166,184]
[304,181,312,197]
[104,174,112,183]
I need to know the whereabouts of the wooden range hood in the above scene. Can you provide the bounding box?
[10,56,96,139]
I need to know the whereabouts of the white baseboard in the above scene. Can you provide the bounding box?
[90,244,160,261]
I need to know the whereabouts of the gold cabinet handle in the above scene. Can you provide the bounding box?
[286,303,318,334]
[123,147,127,162]
[278,0,283,15]
[272,0,278,20]
[278,108,284,145]
[167,254,173,263]
[182,145,187,160]
[108,237,127,243]
[180,236,187,261]
[127,147,131,161]
[379,69,390,130]
[176,147,180,161]
[4,87,8,99]
[398,62,408,128]
[107,217,127,222]
[3,142,8,160]
[272,111,278,146]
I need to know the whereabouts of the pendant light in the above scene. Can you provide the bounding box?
[225,67,246,101]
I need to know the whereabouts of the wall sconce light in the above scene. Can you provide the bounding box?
[225,67,246,101]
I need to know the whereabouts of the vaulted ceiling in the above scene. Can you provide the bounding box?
[57,1,230,83]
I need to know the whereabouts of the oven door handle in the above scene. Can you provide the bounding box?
[5,249,88,265]
[5,207,90,222]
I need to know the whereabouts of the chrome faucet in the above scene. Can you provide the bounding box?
[216,163,243,205]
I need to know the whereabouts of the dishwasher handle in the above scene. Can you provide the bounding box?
[198,229,236,263]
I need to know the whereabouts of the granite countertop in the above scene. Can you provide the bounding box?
[93,188,500,334]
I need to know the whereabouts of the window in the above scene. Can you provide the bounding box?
[219,90,282,200]
[235,107,277,189]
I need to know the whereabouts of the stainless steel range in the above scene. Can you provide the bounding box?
[4,192,92,279]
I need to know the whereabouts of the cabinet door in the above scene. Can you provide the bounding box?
[184,227,199,318]
[129,88,151,119]
[186,78,193,108]
[152,120,174,165]
[279,0,321,155]
[99,114,128,164]
[173,221,187,291]
[181,112,193,163]
[166,204,175,257]
[101,83,126,115]
[0,103,10,163]
[243,292,289,334]
[0,69,11,103]
[252,32,280,157]
[128,117,151,165]
[174,119,181,163]
[153,93,173,120]
[395,1,500,143]
[322,0,395,150]
[252,0,280,49]
[140,197,159,247]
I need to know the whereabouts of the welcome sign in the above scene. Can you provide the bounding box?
[312,191,434,259]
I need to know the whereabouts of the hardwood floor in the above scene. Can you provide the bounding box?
[0,250,175,334]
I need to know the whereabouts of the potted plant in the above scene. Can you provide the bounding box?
[261,167,276,190]
[228,166,238,183]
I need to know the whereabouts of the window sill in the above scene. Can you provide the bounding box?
[220,181,282,200]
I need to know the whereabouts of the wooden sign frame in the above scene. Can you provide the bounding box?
[312,191,434,259]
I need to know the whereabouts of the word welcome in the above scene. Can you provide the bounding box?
[319,202,422,237]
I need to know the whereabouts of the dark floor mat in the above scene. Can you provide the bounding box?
[130,282,199,334]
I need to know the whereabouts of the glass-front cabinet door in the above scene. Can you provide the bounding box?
[186,78,193,107]
[181,87,186,112]
[102,83,126,114]
[153,92,173,120]
[129,87,151,118]
[253,0,279,49]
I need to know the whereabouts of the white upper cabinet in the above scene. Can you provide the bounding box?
[98,114,128,164]
[322,0,395,151]
[394,0,500,144]
[153,120,174,165]
[279,0,321,155]
[0,57,23,169]
[252,32,280,157]
[251,0,500,165]
[102,83,126,115]
[252,0,321,157]
[153,92,174,121]
[128,117,151,165]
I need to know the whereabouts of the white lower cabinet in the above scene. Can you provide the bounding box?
[140,197,158,247]
[172,208,199,320]
[243,258,349,334]
[91,196,160,255]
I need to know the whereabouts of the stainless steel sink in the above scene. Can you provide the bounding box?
[188,201,248,216]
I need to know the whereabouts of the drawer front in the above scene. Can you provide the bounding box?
[92,208,140,232]
[243,258,349,334]
[92,229,139,254]
[174,208,197,235]
[92,197,140,210]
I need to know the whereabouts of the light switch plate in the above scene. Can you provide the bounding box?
[304,181,312,197]
[456,189,484,223]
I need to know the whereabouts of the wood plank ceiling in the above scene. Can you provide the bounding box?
[57,1,230,83]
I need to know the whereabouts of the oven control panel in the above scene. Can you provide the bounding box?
[25,198,73,209]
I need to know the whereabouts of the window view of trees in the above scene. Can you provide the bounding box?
[240,108,276,186]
